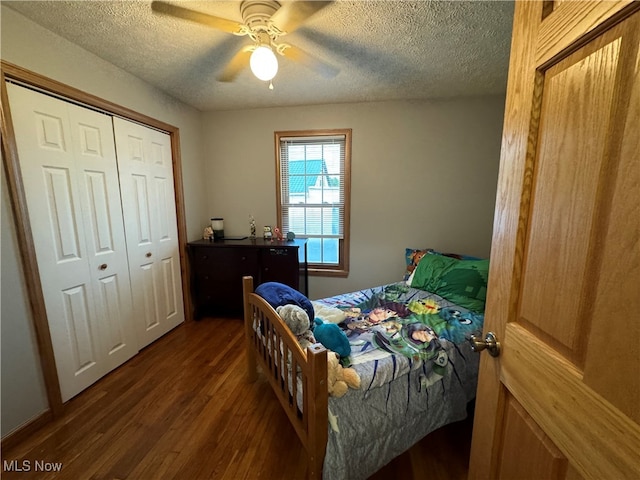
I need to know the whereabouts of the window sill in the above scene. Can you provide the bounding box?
[308,267,349,278]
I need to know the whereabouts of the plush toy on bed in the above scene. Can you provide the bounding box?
[313,318,351,359]
[327,352,361,397]
[276,304,316,351]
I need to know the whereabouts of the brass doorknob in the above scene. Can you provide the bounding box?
[99,263,108,270]
[146,252,152,258]
[469,332,501,357]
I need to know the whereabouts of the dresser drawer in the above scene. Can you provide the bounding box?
[193,247,257,270]
[260,248,299,288]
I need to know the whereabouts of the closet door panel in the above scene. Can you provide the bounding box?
[59,284,103,399]
[151,134,182,328]
[113,117,184,348]
[7,84,137,401]
[139,262,161,332]
[43,166,84,269]
[70,105,139,370]
[69,103,138,371]
[98,274,132,360]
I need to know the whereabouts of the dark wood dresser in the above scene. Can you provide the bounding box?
[188,238,308,318]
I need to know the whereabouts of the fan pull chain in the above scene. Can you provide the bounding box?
[269,80,274,90]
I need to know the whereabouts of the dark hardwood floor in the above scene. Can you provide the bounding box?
[1,318,473,479]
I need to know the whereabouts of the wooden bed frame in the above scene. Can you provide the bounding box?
[242,276,328,480]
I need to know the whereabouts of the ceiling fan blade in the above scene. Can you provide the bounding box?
[151,1,244,34]
[270,1,334,34]
[217,46,254,82]
[282,45,339,78]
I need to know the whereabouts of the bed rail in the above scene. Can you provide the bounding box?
[243,276,328,480]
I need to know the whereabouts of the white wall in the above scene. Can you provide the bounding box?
[0,6,207,438]
[202,96,505,299]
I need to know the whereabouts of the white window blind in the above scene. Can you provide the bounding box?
[278,135,346,246]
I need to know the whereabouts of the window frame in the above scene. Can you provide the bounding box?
[275,129,351,277]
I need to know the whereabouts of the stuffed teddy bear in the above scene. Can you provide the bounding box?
[313,318,351,358]
[276,304,316,351]
[327,352,361,397]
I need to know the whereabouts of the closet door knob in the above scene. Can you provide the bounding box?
[146,252,152,258]
[99,264,108,270]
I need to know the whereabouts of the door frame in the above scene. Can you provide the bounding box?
[0,60,192,420]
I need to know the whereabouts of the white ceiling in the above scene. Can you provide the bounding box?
[4,0,514,112]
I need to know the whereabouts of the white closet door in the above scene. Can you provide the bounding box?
[7,83,138,401]
[113,117,184,348]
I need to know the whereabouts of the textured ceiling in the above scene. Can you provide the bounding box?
[4,0,514,111]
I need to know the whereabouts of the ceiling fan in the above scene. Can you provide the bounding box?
[151,0,339,87]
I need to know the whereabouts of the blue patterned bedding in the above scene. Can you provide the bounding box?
[314,282,483,479]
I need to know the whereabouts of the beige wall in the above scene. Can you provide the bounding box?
[0,6,207,438]
[1,157,49,437]
[202,96,505,299]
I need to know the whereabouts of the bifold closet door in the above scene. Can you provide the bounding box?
[113,117,184,348]
[7,83,138,402]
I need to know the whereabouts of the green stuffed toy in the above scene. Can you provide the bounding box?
[313,318,351,358]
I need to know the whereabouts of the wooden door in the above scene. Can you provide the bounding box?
[469,2,640,479]
[7,83,138,401]
[113,117,184,348]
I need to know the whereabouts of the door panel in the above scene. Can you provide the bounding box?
[84,170,113,251]
[98,274,128,354]
[140,263,161,331]
[61,285,98,376]
[114,117,184,348]
[155,176,171,242]
[7,83,137,401]
[160,256,179,318]
[497,395,567,480]
[44,166,84,264]
[520,21,622,362]
[469,3,640,479]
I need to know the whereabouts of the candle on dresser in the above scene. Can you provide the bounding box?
[211,217,224,240]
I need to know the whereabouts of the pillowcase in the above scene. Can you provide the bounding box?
[410,253,456,291]
[403,247,481,281]
[403,248,434,280]
[410,254,489,313]
[255,282,315,321]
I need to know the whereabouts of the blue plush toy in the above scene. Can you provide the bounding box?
[437,307,484,344]
[313,318,351,358]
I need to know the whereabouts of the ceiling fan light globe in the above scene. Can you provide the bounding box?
[250,46,278,81]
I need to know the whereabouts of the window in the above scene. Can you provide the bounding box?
[276,129,351,277]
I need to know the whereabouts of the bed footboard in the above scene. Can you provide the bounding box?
[243,276,328,480]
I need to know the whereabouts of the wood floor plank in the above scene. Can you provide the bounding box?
[1,317,472,479]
